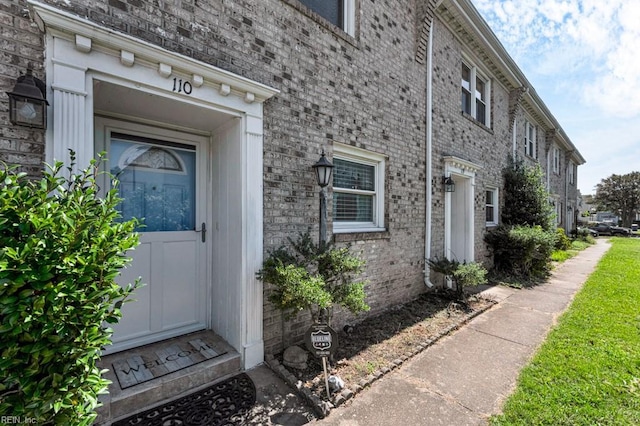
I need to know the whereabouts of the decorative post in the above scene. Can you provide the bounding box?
[312,150,334,247]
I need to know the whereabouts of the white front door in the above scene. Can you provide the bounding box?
[96,118,209,354]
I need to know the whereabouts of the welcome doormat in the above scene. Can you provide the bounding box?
[112,373,256,426]
[112,338,228,389]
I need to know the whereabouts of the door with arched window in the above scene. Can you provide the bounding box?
[96,117,209,354]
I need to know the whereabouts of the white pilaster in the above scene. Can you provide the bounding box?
[51,61,90,171]
[243,113,265,368]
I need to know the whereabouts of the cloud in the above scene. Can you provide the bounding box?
[475,0,640,118]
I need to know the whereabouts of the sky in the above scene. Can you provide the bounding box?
[473,0,640,196]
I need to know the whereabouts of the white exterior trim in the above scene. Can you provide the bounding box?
[443,156,481,265]
[30,1,278,370]
[332,143,386,233]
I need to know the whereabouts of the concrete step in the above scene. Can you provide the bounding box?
[95,330,241,425]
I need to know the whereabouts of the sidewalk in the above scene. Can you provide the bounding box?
[312,239,611,425]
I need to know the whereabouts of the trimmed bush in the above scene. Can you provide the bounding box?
[427,257,488,301]
[0,155,140,424]
[258,232,369,324]
[485,225,557,279]
[554,228,572,251]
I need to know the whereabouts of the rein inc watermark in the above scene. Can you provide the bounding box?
[1,416,38,424]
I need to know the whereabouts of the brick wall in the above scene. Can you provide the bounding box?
[5,0,431,354]
[0,0,46,175]
[430,18,513,265]
[0,0,581,357]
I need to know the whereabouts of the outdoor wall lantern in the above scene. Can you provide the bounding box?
[312,150,334,245]
[442,175,455,192]
[7,69,48,129]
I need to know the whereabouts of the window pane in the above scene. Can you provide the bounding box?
[486,206,494,222]
[485,190,493,205]
[461,89,471,114]
[333,192,373,222]
[475,77,485,101]
[334,159,375,191]
[461,64,471,90]
[299,0,342,28]
[111,137,196,232]
[476,100,486,124]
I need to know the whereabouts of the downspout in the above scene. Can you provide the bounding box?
[424,20,435,288]
[564,160,569,231]
[512,120,517,159]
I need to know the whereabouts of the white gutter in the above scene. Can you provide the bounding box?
[546,145,552,190]
[424,20,435,288]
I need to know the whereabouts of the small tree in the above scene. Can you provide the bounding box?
[0,154,140,424]
[485,156,557,280]
[501,156,555,231]
[258,232,369,324]
[594,172,640,227]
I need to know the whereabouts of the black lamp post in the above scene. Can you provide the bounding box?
[312,150,334,246]
[7,69,48,129]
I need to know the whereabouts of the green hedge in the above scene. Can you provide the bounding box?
[485,225,557,279]
[0,155,140,424]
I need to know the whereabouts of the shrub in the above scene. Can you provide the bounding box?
[485,225,557,279]
[501,157,555,231]
[573,228,596,243]
[0,155,140,424]
[258,232,369,324]
[554,228,572,251]
[427,257,487,301]
[486,157,557,280]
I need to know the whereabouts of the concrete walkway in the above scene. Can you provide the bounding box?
[313,239,611,426]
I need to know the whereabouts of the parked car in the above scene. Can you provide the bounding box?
[589,222,631,236]
[631,223,639,232]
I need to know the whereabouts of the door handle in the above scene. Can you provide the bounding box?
[195,222,206,243]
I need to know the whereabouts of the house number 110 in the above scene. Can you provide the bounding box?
[172,78,192,95]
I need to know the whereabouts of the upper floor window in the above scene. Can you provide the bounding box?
[298,0,355,36]
[569,161,575,185]
[553,146,560,174]
[524,121,537,159]
[485,187,499,226]
[461,62,490,126]
[332,143,385,233]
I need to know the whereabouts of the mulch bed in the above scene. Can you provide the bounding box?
[269,291,495,416]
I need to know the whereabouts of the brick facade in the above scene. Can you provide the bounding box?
[0,0,46,175]
[0,0,583,357]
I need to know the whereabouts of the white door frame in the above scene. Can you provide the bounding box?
[31,1,279,369]
[95,117,211,354]
[443,156,482,271]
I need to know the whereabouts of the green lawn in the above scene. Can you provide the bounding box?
[551,239,594,262]
[492,238,640,425]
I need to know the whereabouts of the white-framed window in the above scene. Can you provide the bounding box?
[553,146,560,174]
[332,143,385,233]
[568,161,575,185]
[298,0,356,36]
[524,120,537,159]
[461,61,490,126]
[485,187,499,226]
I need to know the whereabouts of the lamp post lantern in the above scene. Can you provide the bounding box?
[312,150,334,246]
